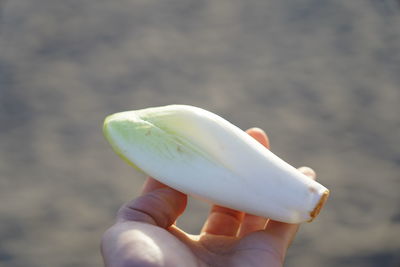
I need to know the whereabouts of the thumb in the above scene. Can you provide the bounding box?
[117,185,187,229]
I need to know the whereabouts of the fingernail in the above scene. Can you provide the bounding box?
[298,166,316,180]
[248,127,266,134]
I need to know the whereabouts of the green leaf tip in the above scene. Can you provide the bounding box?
[103,106,213,174]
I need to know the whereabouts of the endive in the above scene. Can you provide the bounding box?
[103,105,329,223]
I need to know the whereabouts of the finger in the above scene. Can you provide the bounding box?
[141,176,168,194]
[201,205,244,236]
[246,127,270,149]
[200,128,270,237]
[117,180,187,229]
[238,128,270,237]
[262,167,316,251]
[296,166,316,180]
[238,214,268,237]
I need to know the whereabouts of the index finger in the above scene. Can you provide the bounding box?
[141,176,169,194]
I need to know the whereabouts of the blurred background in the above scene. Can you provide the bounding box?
[1,0,399,266]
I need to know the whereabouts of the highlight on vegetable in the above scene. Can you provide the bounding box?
[103,105,329,223]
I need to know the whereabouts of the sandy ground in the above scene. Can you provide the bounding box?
[1,0,400,266]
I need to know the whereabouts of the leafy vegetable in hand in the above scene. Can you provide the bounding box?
[103,105,329,223]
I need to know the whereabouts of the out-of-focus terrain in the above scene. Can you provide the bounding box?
[1,0,399,266]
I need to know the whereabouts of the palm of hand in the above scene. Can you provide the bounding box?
[101,128,315,267]
[103,219,288,267]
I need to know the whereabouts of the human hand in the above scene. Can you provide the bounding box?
[101,128,316,267]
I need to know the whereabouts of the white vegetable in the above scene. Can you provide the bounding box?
[103,105,329,223]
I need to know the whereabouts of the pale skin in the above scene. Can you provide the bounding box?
[101,128,317,267]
